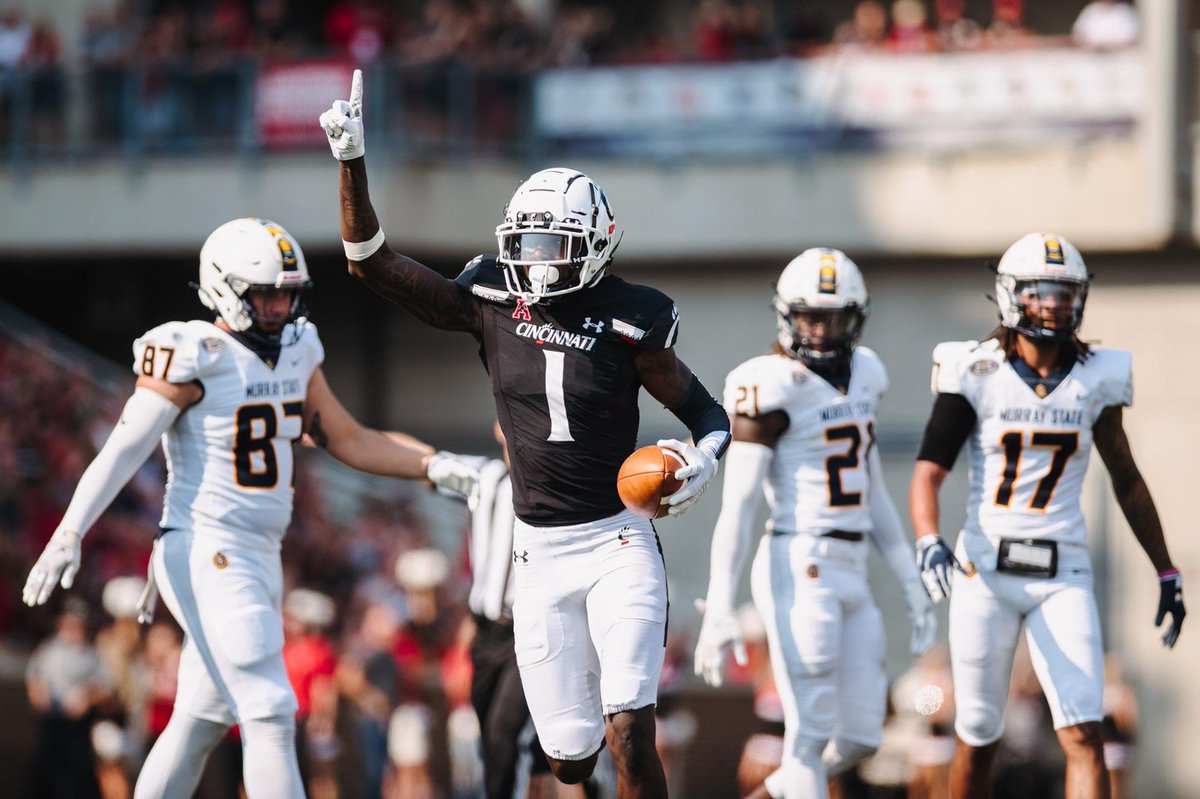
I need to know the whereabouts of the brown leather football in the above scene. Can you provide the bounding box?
[617,445,687,519]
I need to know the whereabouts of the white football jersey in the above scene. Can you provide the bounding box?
[932,338,1132,563]
[132,320,324,546]
[723,347,889,535]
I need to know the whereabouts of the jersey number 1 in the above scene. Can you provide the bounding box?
[542,351,574,442]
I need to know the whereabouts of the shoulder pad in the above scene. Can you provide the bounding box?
[723,355,795,418]
[931,340,993,395]
[132,321,221,383]
[604,278,678,349]
[1085,347,1133,408]
[454,255,510,304]
[852,346,889,395]
[290,321,325,369]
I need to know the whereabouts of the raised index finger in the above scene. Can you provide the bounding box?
[349,69,363,118]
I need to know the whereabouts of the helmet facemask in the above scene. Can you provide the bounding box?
[235,280,313,346]
[497,224,595,301]
[775,300,867,366]
[996,275,1088,344]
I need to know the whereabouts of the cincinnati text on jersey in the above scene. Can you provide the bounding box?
[998,406,1086,425]
[514,322,599,351]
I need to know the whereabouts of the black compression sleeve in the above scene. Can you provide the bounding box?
[916,393,977,470]
[667,376,731,458]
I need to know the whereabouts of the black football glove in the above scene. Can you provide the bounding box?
[1156,568,1185,648]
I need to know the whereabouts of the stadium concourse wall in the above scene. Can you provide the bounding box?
[0,135,1174,259]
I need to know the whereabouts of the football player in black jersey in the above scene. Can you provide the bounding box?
[321,72,730,798]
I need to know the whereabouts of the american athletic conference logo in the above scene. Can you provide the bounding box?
[512,298,532,321]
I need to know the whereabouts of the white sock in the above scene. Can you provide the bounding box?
[822,738,878,778]
[134,714,228,799]
[241,715,305,798]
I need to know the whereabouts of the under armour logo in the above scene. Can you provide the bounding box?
[513,550,529,563]
[617,527,632,545]
[512,299,532,321]
[582,317,604,333]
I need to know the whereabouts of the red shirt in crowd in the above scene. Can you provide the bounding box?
[284,633,338,718]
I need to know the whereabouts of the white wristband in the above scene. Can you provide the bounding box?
[343,228,385,261]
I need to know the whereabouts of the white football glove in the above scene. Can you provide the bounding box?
[319,69,365,161]
[916,534,962,604]
[426,451,481,504]
[694,605,748,688]
[23,529,83,607]
[903,579,937,656]
[658,438,717,517]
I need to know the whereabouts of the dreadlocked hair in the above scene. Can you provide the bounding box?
[985,325,1093,366]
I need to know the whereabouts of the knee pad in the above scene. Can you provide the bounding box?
[955,701,1005,747]
[241,715,303,799]
[598,619,663,717]
[783,661,838,740]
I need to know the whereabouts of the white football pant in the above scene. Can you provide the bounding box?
[949,543,1104,746]
[511,509,668,761]
[751,532,886,799]
[136,529,303,799]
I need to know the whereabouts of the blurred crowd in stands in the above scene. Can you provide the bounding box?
[0,0,1143,154]
[1,302,1143,797]
[0,0,1143,73]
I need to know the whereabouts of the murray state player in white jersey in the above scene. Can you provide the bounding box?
[23,218,446,799]
[910,233,1185,799]
[695,249,935,799]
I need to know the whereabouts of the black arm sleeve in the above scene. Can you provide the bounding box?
[915,393,977,470]
[667,375,731,459]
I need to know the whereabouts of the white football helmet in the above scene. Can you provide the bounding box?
[994,232,1090,342]
[196,218,313,344]
[495,167,623,304]
[774,248,869,364]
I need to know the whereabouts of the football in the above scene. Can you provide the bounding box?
[617,445,687,519]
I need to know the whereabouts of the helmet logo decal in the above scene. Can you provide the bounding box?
[1043,236,1066,266]
[818,254,838,294]
[259,220,299,271]
[512,298,532,321]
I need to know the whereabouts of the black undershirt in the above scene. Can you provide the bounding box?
[229,328,282,367]
[915,393,976,470]
[808,359,852,394]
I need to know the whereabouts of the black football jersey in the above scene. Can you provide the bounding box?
[455,256,680,526]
